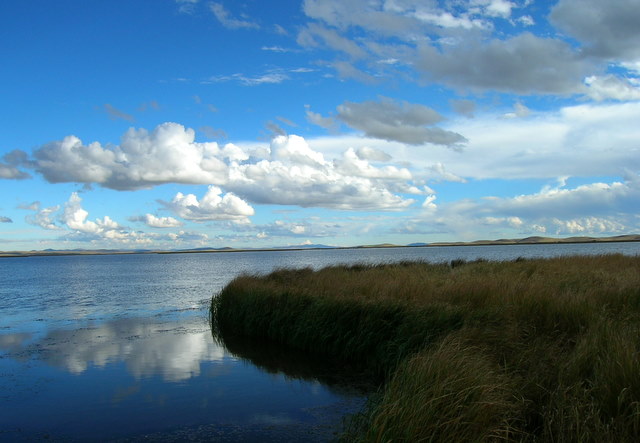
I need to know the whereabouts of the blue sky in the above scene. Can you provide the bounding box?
[1,0,639,251]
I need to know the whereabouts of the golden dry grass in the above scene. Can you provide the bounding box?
[211,254,640,442]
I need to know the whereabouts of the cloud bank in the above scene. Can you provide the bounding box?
[27,123,420,212]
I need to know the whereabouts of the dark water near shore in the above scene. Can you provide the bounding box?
[1,242,638,441]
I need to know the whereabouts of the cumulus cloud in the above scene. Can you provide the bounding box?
[336,97,467,146]
[160,186,254,223]
[26,122,456,212]
[32,123,230,190]
[335,148,411,180]
[27,124,427,212]
[271,133,325,166]
[228,135,416,210]
[131,214,184,228]
[63,193,119,234]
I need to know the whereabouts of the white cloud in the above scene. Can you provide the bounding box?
[335,148,411,180]
[413,10,488,30]
[206,71,289,86]
[161,186,254,223]
[30,125,420,212]
[23,316,225,381]
[551,217,627,235]
[441,101,640,180]
[133,214,184,229]
[474,0,515,19]
[24,202,61,230]
[33,123,229,190]
[515,15,534,26]
[427,162,467,183]
[63,193,119,235]
[271,134,325,166]
[422,194,437,210]
[416,174,640,238]
[585,75,640,101]
[503,101,531,118]
[355,146,391,162]
[228,135,416,210]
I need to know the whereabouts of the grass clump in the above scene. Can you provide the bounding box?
[210,254,640,442]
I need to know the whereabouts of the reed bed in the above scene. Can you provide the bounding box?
[210,254,640,442]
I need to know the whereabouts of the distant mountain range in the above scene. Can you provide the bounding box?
[1,234,639,258]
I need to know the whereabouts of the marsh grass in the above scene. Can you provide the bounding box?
[210,254,640,442]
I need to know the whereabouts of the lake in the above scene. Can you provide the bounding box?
[1,242,639,441]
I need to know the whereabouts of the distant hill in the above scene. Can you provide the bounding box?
[429,234,640,247]
[1,235,638,258]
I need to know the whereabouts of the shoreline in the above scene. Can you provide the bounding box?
[1,234,639,258]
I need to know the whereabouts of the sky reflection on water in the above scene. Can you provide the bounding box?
[1,243,638,440]
[0,313,365,441]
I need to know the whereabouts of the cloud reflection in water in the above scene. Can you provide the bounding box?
[4,315,225,382]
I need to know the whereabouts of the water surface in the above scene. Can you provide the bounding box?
[1,242,638,440]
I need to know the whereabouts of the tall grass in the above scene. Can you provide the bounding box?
[210,254,640,441]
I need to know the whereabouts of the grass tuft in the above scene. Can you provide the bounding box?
[211,254,640,441]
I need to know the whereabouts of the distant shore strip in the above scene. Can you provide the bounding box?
[2,234,640,258]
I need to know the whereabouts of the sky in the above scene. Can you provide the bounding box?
[1,0,639,251]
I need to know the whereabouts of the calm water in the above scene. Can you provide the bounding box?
[1,242,638,441]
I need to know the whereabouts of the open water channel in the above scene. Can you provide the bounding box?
[1,242,639,441]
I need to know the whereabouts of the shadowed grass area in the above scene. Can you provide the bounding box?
[211,254,640,442]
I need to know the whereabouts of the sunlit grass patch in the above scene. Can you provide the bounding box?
[211,254,640,442]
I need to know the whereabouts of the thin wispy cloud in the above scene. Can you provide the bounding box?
[104,104,135,122]
[209,2,259,30]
